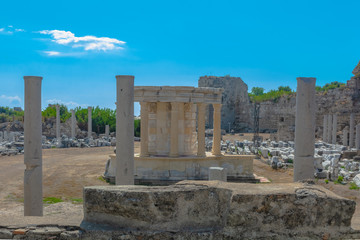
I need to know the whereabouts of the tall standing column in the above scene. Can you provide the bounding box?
[332,114,337,145]
[169,102,179,157]
[294,77,316,182]
[350,113,355,148]
[71,109,76,139]
[88,107,92,138]
[327,115,332,144]
[356,125,360,150]
[212,104,222,156]
[323,115,327,142]
[343,128,349,146]
[115,75,134,185]
[56,105,60,140]
[24,76,43,216]
[197,103,206,157]
[140,102,149,157]
[105,125,110,138]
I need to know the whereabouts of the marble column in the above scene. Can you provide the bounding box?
[294,77,316,182]
[71,109,76,139]
[105,125,110,138]
[212,103,222,156]
[24,76,43,216]
[327,115,332,144]
[197,103,206,157]
[0,131,3,142]
[350,113,355,148]
[323,115,327,142]
[170,102,179,157]
[343,128,349,146]
[356,125,360,150]
[3,131,8,141]
[140,102,149,157]
[56,105,60,140]
[115,75,134,185]
[88,107,92,138]
[332,114,337,145]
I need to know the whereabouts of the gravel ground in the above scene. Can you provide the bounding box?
[0,137,358,230]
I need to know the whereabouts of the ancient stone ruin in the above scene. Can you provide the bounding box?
[105,86,256,185]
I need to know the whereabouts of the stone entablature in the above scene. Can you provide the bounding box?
[134,86,223,103]
[134,86,224,157]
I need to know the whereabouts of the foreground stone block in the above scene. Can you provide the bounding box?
[82,181,356,239]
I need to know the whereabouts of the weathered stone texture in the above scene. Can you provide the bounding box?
[82,181,356,239]
[198,75,252,132]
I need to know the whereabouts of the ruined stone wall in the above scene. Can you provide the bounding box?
[197,62,360,141]
[198,75,252,132]
[259,75,360,140]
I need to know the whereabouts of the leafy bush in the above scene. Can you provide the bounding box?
[325,179,329,184]
[315,81,345,92]
[249,86,293,103]
[349,182,360,190]
[334,175,344,184]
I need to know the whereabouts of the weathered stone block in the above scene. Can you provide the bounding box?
[82,181,356,239]
[83,184,232,231]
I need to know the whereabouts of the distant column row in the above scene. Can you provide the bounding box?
[322,113,360,149]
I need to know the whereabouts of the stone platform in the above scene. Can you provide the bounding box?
[106,153,257,185]
[82,181,357,239]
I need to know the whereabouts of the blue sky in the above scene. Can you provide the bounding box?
[0,0,359,116]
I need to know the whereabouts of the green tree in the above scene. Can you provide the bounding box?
[278,86,292,92]
[251,87,265,96]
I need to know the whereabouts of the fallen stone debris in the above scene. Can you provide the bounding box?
[0,131,117,156]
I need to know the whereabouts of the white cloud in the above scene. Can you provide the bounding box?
[46,99,88,109]
[8,25,13,28]
[0,28,4,32]
[39,30,125,51]
[0,95,21,105]
[43,51,61,56]
[15,29,25,32]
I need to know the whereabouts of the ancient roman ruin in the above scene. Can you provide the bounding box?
[1,62,360,238]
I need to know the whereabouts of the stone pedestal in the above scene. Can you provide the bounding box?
[294,77,316,182]
[209,167,227,181]
[332,114,337,145]
[197,103,206,157]
[56,105,60,140]
[350,113,355,148]
[71,109,76,139]
[212,104,222,156]
[140,102,149,157]
[24,76,43,216]
[88,107,92,138]
[115,75,134,185]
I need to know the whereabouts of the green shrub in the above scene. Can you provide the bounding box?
[349,182,360,190]
[334,176,344,184]
[315,81,345,92]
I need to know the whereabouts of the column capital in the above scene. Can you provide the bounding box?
[213,103,222,111]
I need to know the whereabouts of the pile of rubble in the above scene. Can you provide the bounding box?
[0,131,116,156]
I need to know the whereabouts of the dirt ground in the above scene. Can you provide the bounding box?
[0,135,359,229]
